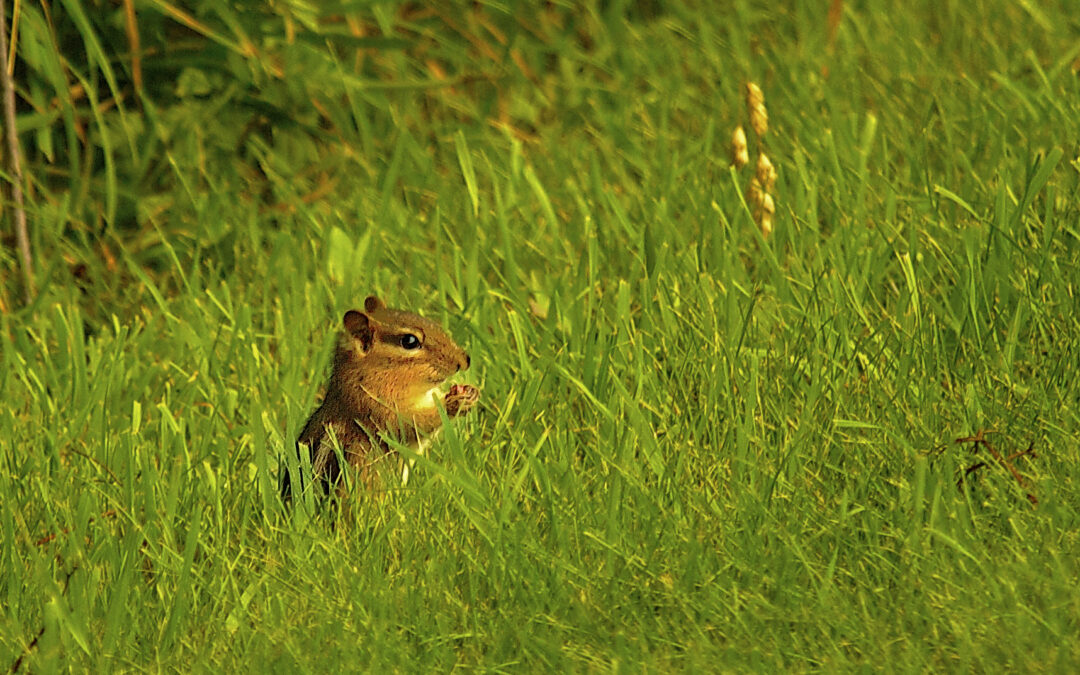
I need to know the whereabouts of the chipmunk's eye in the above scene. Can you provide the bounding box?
[399,334,421,350]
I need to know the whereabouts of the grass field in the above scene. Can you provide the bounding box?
[2,0,1080,670]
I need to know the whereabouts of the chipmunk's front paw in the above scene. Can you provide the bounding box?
[445,384,480,417]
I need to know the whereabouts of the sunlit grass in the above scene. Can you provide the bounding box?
[2,0,1080,670]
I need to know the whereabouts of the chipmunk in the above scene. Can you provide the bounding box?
[280,295,479,499]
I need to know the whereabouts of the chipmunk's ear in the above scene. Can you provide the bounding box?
[343,310,375,353]
[364,296,386,312]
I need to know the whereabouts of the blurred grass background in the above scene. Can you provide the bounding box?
[2,0,1079,670]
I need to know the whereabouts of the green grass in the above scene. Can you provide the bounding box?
[2,0,1080,670]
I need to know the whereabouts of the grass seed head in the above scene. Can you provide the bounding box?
[757,193,775,238]
[759,212,774,238]
[761,191,775,216]
[732,126,749,168]
[746,82,768,137]
[756,152,777,192]
[746,176,764,209]
[745,82,764,110]
[750,106,768,137]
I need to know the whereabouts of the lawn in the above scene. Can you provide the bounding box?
[2,0,1079,670]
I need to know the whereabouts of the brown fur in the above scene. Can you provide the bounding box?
[282,295,478,499]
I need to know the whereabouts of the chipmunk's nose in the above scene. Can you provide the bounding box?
[459,353,471,371]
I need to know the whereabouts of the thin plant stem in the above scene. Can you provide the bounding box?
[0,0,34,305]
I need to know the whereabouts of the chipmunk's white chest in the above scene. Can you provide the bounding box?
[414,386,441,411]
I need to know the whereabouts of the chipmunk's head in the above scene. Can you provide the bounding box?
[334,295,470,415]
